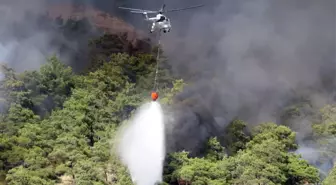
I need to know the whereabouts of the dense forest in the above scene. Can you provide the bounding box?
[0,9,336,185]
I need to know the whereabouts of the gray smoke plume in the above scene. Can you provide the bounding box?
[0,0,100,73]
[295,137,336,178]
[161,0,335,174]
[0,0,53,71]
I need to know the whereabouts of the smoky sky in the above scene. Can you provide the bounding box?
[0,0,51,71]
[159,0,335,129]
[0,0,99,72]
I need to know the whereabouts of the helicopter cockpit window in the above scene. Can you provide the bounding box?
[157,15,166,22]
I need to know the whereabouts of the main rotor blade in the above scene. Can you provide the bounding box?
[118,6,156,13]
[118,7,143,11]
[165,4,204,13]
[130,10,158,14]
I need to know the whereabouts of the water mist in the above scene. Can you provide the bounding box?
[116,102,165,185]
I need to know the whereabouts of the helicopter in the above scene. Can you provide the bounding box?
[118,3,204,34]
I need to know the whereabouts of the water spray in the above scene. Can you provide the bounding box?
[116,102,165,185]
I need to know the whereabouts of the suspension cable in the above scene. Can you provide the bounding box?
[153,32,161,91]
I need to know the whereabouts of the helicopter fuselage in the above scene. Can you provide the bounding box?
[145,13,171,33]
[153,18,171,33]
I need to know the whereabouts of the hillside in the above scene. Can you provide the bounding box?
[0,52,335,185]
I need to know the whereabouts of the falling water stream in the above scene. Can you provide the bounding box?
[117,102,165,185]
